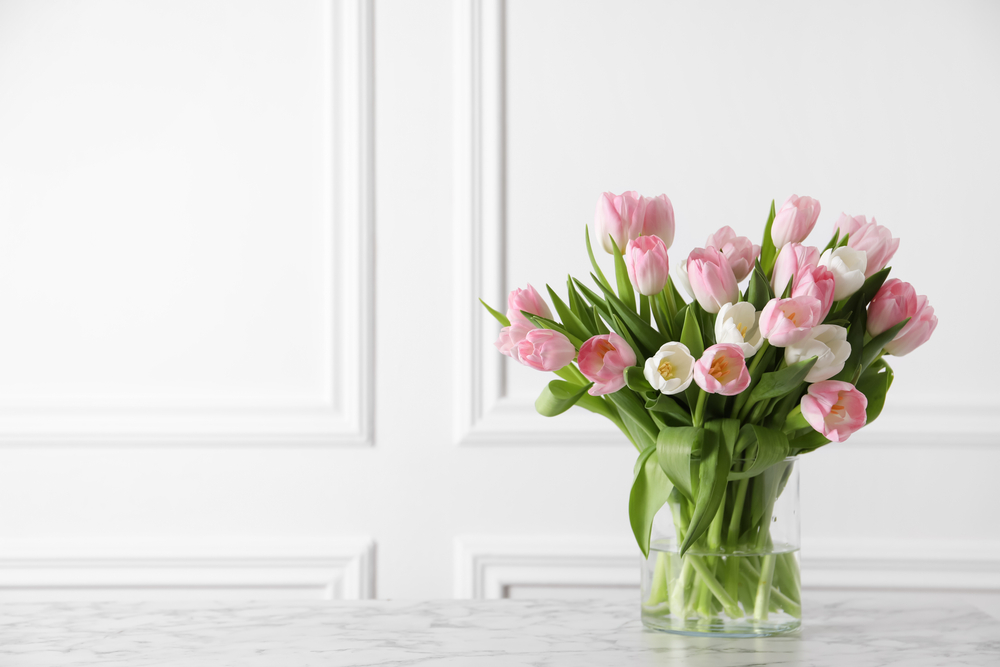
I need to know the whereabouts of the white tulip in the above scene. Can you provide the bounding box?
[818,247,867,301]
[784,324,851,382]
[643,342,695,395]
[674,260,695,301]
[714,302,764,358]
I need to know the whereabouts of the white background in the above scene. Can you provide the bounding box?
[0,0,997,601]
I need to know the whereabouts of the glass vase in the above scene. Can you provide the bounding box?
[640,457,800,637]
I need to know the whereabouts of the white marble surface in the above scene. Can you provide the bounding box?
[1,593,998,666]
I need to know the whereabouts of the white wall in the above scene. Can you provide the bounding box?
[0,0,997,601]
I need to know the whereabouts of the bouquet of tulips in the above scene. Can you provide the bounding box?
[481,191,937,631]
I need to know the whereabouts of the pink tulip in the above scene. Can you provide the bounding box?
[686,247,739,314]
[706,226,760,282]
[506,284,553,328]
[884,294,937,357]
[640,194,676,249]
[772,242,821,295]
[866,279,917,337]
[800,380,868,442]
[625,236,670,296]
[516,329,576,372]
[693,344,751,396]
[791,264,836,320]
[759,296,824,347]
[594,191,645,254]
[833,214,900,278]
[578,333,636,396]
[772,195,821,248]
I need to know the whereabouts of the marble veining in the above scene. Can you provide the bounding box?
[0,593,997,666]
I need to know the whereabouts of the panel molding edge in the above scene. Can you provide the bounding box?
[454,535,1000,599]
[0,0,375,447]
[0,537,376,601]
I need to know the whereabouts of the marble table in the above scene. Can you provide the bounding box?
[2,593,998,666]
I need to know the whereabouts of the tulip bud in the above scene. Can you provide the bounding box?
[784,325,851,382]
[833,214,900,278]
[883,295,937,356]
[818,247,867,301]
[625,236,670,296]
[686,248,739,314]
[494,322,532,362]
[758,296,825,347]
[693,344,751,396]
[800,380,868,442]
[772,195,821,248]
[792,264,836,320]
[506,284,553,328]
[639,194,675,249]
[772,242,820,296]
[866,279,917,337]
[578,333,637,396]
[516,329,576,372]
[706,226,760,282]
[594,191,645,254]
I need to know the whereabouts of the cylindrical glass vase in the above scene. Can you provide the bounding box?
[640,457,800,637]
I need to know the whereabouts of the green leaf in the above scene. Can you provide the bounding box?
[566,276,596,331]
[822,229,841,254]
[591,275,668,354]
[857,359,893,424]
[524,312,585,348]
[651,293,674,339]
[831,293,867,382]
[656,427,701,501]
[607,389,658,444]
[546,285,593,341]
[479,299,510,327]
[749,357,818,404]
[746,260,774,311]
[759,200,778,276]
[629,445,674,558]
[696,303,716,347]
[592,306,609,334]
[764,381,806,430]
[672,304,689,340]
[571,278,613,326]
[860,317,909,374]
[609,237,636,312]
[707,418,740,458]
[625,366,654,393]
[728,426,790,480]
[679,307,704,408]
[535,380,594,417]
[612,314,645,365]
[788,430,830,454]
[750,459,793,533]
[679,307,704,364]
[679,427,730,556]
[645,394,693,426]
[585,227,613,292]
[664,276,686,320]
[837,232,851,248]
[860,267,891,305]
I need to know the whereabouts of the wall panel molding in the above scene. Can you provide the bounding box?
[0,537,376,601]
[451,0,998,447]
[455,536,1000,599]
[0,0,375,447]
[451,0,621,447]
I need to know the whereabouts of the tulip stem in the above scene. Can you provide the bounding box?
[692,391,708,428]
[731,341,771,418]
